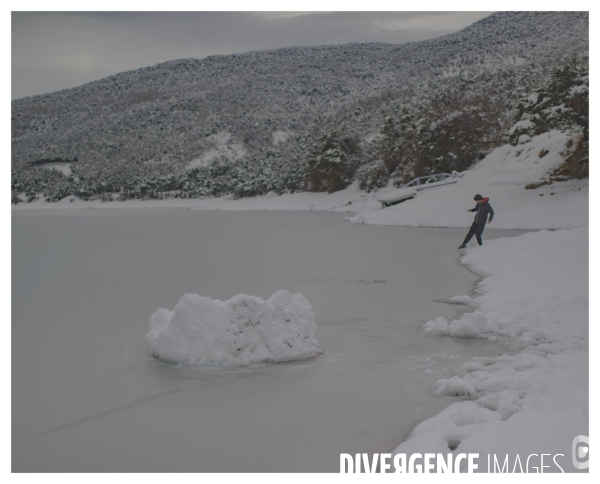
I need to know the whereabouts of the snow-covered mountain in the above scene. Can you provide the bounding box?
[11,11,589,202]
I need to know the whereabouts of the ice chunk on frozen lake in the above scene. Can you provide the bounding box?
[445,295,473,304]
[146,290,322,366]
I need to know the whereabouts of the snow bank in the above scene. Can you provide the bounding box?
[147,290,322,366]
[14,180,385,215]
[393,228,588,470]
[349,131,588,230]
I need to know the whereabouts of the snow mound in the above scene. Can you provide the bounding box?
[424,311,489,338]
[146,290,322,366]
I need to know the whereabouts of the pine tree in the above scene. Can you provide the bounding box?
[304,129,361,193]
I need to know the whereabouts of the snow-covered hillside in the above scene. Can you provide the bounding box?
[17,129,588,234]
[11,11,588,203]
[348,131,589,230]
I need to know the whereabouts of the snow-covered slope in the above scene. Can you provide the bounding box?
[11,11,589,202]
[348,131,588,230]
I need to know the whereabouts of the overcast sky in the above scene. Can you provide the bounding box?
[11,11,493,100]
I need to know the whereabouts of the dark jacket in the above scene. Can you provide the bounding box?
[470,198,494,225]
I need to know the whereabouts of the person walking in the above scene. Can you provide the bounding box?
[458,194,494,249]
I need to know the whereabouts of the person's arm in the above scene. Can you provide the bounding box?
[468,204,478,212]
[487,205,494,223]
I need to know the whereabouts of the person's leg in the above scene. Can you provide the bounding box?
[475,224,485,245]
[459,223,477,247]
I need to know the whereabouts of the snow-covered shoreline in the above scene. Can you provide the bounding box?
[393,227,588,472]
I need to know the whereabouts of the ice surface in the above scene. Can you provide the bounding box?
[147,290,322,366]
[12,210,516,471]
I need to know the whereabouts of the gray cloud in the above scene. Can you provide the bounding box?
[11,11,491,100]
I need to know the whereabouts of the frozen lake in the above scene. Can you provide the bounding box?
[12,208,526,472]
